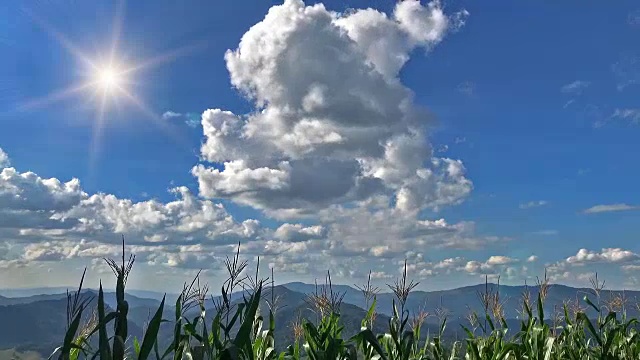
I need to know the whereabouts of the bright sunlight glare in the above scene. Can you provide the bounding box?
[19,0,200,171]
[97,67,121,91]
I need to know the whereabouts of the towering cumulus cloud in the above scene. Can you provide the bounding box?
[193,0,472,218]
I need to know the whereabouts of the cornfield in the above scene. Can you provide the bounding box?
[52,240,640,360]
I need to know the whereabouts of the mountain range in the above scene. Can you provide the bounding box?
[1,282,638,358]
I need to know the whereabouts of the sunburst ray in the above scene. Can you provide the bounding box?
[19,0,202,170]
[115,86,192,150]
[19,81,97,111]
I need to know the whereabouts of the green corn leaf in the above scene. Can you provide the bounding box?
[113,336,126,360]
[486,314,495,332]
[439,318,448,336]
[154,336,161,360]
[59,308,83,360]
[134,337,141,357]
[577,312,602,346]
[138,295,166,360]
[98,283,112,360]
[234,286,263,352]
[466,340,481,360]
[354,329,388,360]
[202,315,211,359]
[175,294,182,321]
[583,296,600,313]
[537,293,545,325]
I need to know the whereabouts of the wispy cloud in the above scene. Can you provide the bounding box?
[583,203,640,214]
[560,80,590,95]
[161,111,183,120]
[628,10,640,27]
[623,264,640,272]
[579,104,609,128]
[611,108,640,125]
[612,53,640,91]
[577,168,591,176]
[530,230,558,236]
[454,136,467,144]
[162,111,200,128]
[519,200,548,209]
[562,99,575,109]
[457,81,475,96]
[184,114,200,128]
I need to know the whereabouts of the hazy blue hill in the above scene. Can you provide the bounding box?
[0,289,161,309]
[284,282,640,321]
[0,287,73,298]
[0,295,143,356]
[3,281,640,356]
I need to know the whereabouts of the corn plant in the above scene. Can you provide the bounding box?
[51,241,640,360]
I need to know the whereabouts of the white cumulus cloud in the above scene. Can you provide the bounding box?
[0,148,9,168]
[583,203,639,214]
[193,0,472,218]
[566,248,639,264]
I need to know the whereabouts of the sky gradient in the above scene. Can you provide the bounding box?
[0,0,639,292]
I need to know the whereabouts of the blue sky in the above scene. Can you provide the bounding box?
[0,0,639,292]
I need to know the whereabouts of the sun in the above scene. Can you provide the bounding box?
[97,67,121,91]
[19,0,204,168]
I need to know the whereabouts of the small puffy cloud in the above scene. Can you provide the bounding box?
[274,223,326,242]
[463,261,491,275]
[611,108,640,125]
[519,200,548,209]
[527,255,538,262]
[370,271,392,279]
[406,254,519,279]
[566,248,639,265]
[560,80,590,95]
[486,255,517,266]
[0,148,9,168]
[162,111,183,119]
[433,257,465,270]
[583,203,639,214]
[462,255,519,276]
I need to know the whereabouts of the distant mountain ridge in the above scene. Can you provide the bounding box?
[2,281,639,357]
[281,282,640,321]
[0,287,175,302]
[0,289,163,309]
